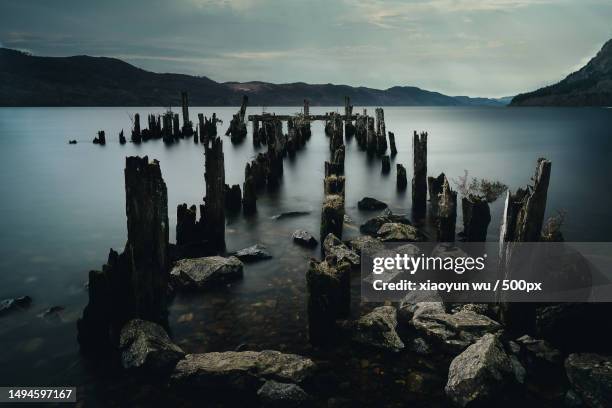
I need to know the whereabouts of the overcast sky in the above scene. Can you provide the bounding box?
[1,0,611,97]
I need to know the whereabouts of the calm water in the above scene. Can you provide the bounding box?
[0,106,611,405]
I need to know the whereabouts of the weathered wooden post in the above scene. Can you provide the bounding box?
[131,113,141,143]
[321,194,344,242]
[324,175,346,198]
[224,184,242,212]
[428,173,446,217]
[498,158,552,332]
[461,196,491,241]
[226,95,248,143]
[77,156,169,351]
[176,203,198,246]
[265,118,285,188]
[181,91,194,137]
[306,256,351,346]
[366,117,376,153]
[93,130,106,145]
[119,130,126,145]
[243,163,257,215]
[198,113,205,144]
[344,96,355,138]
[252,119,260,146]
[397,164,407,191]
[173,113,181,139]
[412,131,427,216]
[303,99,310,117]
[204,136,226,251]
[375,108,387,155]
[381,155,391,174]
[437,177,457,242]
[389,132,397,157]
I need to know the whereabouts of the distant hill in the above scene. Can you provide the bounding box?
[0,48,504,107]
[511,39,612,106]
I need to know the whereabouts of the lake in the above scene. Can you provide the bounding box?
[0,106,611,405]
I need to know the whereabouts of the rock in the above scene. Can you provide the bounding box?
[565,353,612,408]
[171,351,316,392]
[170,256,243,290]
[68,140,77,144]
[357,197,388,211]
[292,230,318,248]
[514,334,563,379]
[412,309,502,354]
[397,291,445,325]
[376,223,424,242]
[272,211,311,220]
[119,319,185,373]
[564,389,584,407]
[350,306,404,352]
[234,244,272,262]
[323,233,360,266]
[257,380,311,408]
[0,296,32,317]
[359,209,411,235]
[409,337,432,355]
[445,333,523,407]
[39,306,64,319]
[348,235,384,255]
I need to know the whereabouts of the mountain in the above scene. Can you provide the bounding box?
[511,39,612,106]
[0,48,503,107]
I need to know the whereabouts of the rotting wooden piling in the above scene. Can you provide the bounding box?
[437,177,457,242]
[397,164,407,191]
[389,131,397,157]
[412,131,428,216]
[203,136,226,251]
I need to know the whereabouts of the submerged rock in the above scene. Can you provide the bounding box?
[350,306,404,352]
[257,380,311,408]
[170,256,243,290]
[357,197,388,211]
[119,319,185,373]
[514,334,563,379]
[323,233,360,266]
[171,351,316,392]
[234,244,272,262]
[272,211,311,220]
[359,209,411,235]
[565,353,612,408]
[292,230,318,248]
[39,306,65,319]
[445,333,523,407]
[376,223,424,242]
[0,296,32,317]
[348,235,384,255]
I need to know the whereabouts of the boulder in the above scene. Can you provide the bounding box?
[292,230,318,248]
[358,197,388,211]
[565,353,612,408]
[171,351,316,392]
[170,256,243,290]
[0,296,32,317]
[397,291,445,325]
[359,209,411,236]
[348,235,384,255]
[445,333,523,407]
[323,233,360,266]
[412,309,502,354]
[376,223,424,242]
[119,319,185,373]
[350,306,404,352]
[514,334,563,380]
[409,337,432,355]
[234,244,272,262]
[257,380,311,408]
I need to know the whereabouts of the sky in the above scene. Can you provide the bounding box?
[1,0,611,97]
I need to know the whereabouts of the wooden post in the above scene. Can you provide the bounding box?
[224,184,242,212]
[243,163,257,215]
[204,136,226,251]
[344,96,355,138]
[437,177,457,242]
[461,197,491,242]
[428,173,446,217]
[412,131,427,216]
[321,194,344,242]
[303,99,310,117]
[306,256,351,346]
[173,113,180,139]
[375,108,387,155]
[181,91,193,137]
[324,175,345,198]
[397,164,407,191]
[198,113,205,144]
[366,117,376,153]
[498,158,552,332]
[176,204,198,246]
[131,113,141,143]
[389,131,397,157]
[119,130,126,145]
[381,155,390,174]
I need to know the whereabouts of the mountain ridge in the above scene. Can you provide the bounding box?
[0,48,506,107]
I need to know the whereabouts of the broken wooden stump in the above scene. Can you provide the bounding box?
[344,97,355,139]
[397,164,407,191]
[172,113,180,139]
[265,118,285,188]
[252,119,260,146]
[428,173,446,217]
[93,130,106,145]
[203,136,226,251]
[306,256,351,346]
[381,155,391,174]
[354,112,368,149]
[226,95,248,143]
[242,172,257,215]
[77,156,169,352]
[437,177,457,242]
[176,204,202,246]
[324,175,346,198]
[131,113,141,143]
[412,131,428,217]
[321,194,345,242]
[498,158,552,333]
[461,196,491,242]
[181,91,194,137]
[198,113,205,144]
[224,184,242,212]
[329,113,344,153]
[119,130,126,145]
[366,116,376,153]
[389,132,397,157]
[375,108,387,155]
